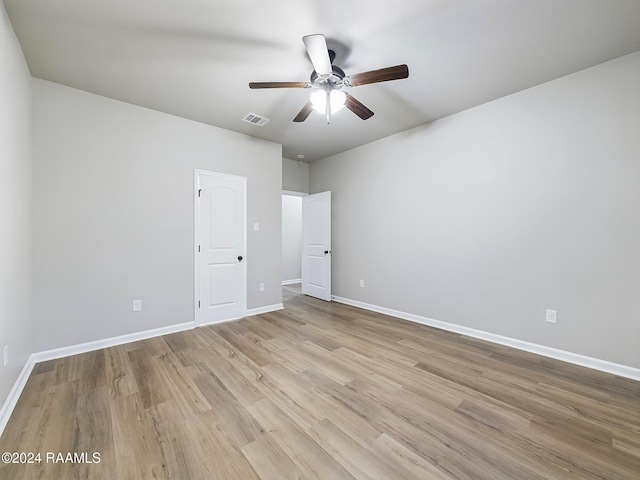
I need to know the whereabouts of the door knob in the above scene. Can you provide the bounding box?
[238,256,243,262]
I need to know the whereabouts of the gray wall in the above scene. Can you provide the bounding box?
[282,157,309,193]
[0,3,32,415]
[310,52,640,368]
[32,79,282,352]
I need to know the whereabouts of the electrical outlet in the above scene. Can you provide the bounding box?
[133,299,142,312]
[259,283,265,292]
[4,345,8,367]
[359,280,365,288]
[545,309,558,324]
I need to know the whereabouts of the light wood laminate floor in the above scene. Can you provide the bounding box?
[1,285,639,479]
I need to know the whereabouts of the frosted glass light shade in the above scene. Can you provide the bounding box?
[310,90,346,114]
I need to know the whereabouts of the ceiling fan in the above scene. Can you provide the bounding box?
[249,34,409,124]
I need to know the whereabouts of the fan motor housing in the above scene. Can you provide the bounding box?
[310,65,345,87]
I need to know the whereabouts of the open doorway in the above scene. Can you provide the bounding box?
[282,190,332,301]
[282,192,304,286]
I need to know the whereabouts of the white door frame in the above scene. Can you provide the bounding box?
[194,169,247,325]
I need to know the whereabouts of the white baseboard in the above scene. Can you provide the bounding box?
[0,357,36,437]
[246,303,284,316]
[282,279,302,285]
[32,322,195,364]
[332,296,640,381]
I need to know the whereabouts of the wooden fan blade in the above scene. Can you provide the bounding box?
[293,101,313,122]
[347,64,409,87]
[345,93,374,120]
[249,81,310,89]
[302,34,332,76]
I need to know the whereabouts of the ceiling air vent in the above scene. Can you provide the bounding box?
[242,113,270,126]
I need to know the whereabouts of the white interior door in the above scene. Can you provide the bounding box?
[302,191,331,301]
[195,171,246,324]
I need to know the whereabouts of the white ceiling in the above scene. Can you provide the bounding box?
[5,0,640,162]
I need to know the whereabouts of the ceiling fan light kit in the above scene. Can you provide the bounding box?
[249,34,409,124]
[310,90,346,112]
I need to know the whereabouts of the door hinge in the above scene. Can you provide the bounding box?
[198,189,202,197]
[198,245,200,252]
[198,301,201,308]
